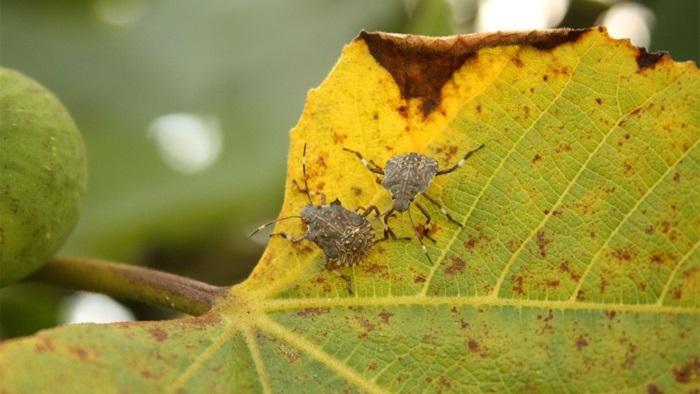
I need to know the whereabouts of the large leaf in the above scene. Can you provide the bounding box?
[1,28,698,393]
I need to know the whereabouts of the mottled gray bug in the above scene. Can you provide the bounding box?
[343,144,485,264]
[250,144,384,293]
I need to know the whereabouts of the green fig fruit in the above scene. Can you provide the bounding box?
[0,68,87,287]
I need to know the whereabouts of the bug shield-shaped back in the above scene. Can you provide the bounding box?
[381,153,439,212]
[300,199,375,268]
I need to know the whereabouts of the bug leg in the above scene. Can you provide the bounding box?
[413,202,437,243]
[292,179,327,205]
[270,232,306,243]
[422,192,462,227]
[355,204,382,219]
[356,205,394,243]
[326,265,353,294]
[435,144,485,176]
[343,147,385,175]
[408,208,433,265]
[374,208,410,243]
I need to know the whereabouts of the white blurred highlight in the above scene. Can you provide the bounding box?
[94,0,148,27]
[597,2,655,48]
[148,113,223,174]
[59,292,135,324]
[476,0,569,31]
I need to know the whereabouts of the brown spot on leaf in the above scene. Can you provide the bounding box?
[69,346,90,360]
[669,285,683,300]
[636,48,667,70]
[618,336,638,367]
[538,310,555,334]
[438,376,453,390]
[511,56,524,67]
[610,247,635,262]
[148,328,168,342]
[297,308,330,318]
[34,338,55,353]
[397,104,409,118]
[356,316,376,339]
[414,274,426,283]
[605,310,617,320]
[512,275,524,295]
[315,156,327,170]
[378,310,394,324]
[575,335,589,350]
[536,231,552,257]
[465,236,477,249]
[555,143,572,154]
[445,145,458,162]
[532,153,542,163]
[417,223,438,240]
[673,172,681,182]
[683,266,699,280]
[360,32,475,117]
[333,132,347,144]
[363,263,389,278]
[596,98,603,104]
[531,29,587,50]
[351,186,363,196]
[646,384,662,394]
[276,342,300,364]
[444,257,466,275]
[559,261,581,282]
[673,357,700,384]
[467,339,480,352]
[547,279,560,288]
[359,29,587,117]
[650,252,667,265]
[464,233,493,251]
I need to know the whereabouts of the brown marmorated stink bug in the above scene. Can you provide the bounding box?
[250,144,385,293]
[343,144,485,264]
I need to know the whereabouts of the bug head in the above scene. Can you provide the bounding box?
[299,203,321,225]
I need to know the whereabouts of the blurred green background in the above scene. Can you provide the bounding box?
[1,0,698,337]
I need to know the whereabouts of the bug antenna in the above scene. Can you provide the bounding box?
[249,215,302,237]
[408,208,433,265]
[301,143,312,204]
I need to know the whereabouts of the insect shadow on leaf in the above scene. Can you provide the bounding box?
[343,144,485,264]
[250,144,388,294]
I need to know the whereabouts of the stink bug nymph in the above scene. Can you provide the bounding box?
[250,144,383,293]
[343,144,485,264]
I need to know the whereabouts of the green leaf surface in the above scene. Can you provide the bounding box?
[1,28,698,393]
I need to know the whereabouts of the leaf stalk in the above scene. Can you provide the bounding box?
[26,255,227,316]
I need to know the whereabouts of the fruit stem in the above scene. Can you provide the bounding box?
[27,256,227,316]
